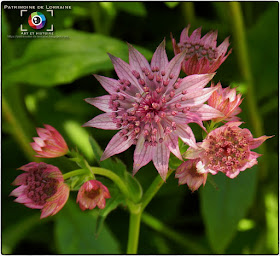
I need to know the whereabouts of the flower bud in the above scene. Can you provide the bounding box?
[31,124,68,158]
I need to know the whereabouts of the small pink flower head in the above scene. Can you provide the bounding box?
[76,180,110,210]
[31,124,68,158]
[171,25,232,75]
[83,40,223,180]
[184,122,272,178]
[175,159,207,192]
[10,162,70,219]
[208,82,243,122]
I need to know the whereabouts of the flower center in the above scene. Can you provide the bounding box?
[25,164,58,205]
[179,42,218,62]
[85,189,100,199]
[109,68,193,146]
[205,127,250,173]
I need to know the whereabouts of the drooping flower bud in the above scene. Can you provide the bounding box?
[10,162,70,219]
[76,180,110,210]
[31,124,68,158]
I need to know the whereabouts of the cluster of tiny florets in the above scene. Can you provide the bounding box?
[204,127,249,174]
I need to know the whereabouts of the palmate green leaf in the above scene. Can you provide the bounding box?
[4,30,153,87]
[200,166,257,253]
[55,198,121,254]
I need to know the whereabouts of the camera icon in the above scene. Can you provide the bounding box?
[28,12,46,29]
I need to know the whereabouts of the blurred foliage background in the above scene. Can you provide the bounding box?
[2,1,278,254]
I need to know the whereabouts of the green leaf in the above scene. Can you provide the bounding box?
[200,167,257,253]
[96,188,125,235]
[55,198,121,254]
[265,192,278,254]
[63,120,95,161]
[124,172,143,203]
[247,5,278,100]
[114,2,147,16]
[4,30,153,87]
[164,2,180,8]
[168,153,183,170]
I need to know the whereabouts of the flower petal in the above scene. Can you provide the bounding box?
[177,73,215,93]
[133,133,154,175]
[83,113,118,130]
[128,43,151,74]
[12,173,28,186]
[108,54,143,94]
[9,185,27,197]
[101,131,134,161]
[85,95,112,112]
[164,51,186,90]
[151,39,168,70]
[174,87,219,107]
[153,142,170,181]
[93,75,120,94]
[249,135,273,150]
[190,104,223,121]
[166,133,182,160]
[175,124,197,148]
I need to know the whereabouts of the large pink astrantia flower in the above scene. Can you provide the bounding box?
[83,40,222,180]
[77,180,110,210]
[31,124,69,158]
[171,25,232,75]
[184,122,272,178]
[10,162,70,219]
[175,159,207,192]
[208,82,243,122]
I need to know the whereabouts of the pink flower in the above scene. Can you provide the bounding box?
[184,122,272,178]
[76,180,110,210]
[83,40,223,180]
[31,124,69,158]
[207,82,243,122]
[171,25,232,75]
[175,159,207,192]
[10,162,70,219]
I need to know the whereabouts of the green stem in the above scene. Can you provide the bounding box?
[91,167,131,199]
[63,169,87,180]
[141,212,209,254]
[182,2,196,24]
[127,205,142,254]
[141,170,173,212]
[228,2,267,179]
[127,170,173,254]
